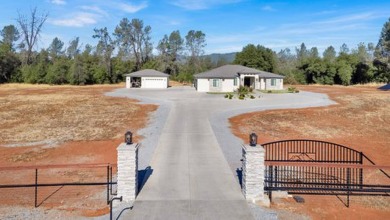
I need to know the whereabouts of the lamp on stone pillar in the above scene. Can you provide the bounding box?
[125,131,133,145]
[249,133,257,147]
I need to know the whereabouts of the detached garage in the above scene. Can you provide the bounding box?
[125,69,169,89]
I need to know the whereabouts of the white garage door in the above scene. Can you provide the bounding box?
[141,77,167,88]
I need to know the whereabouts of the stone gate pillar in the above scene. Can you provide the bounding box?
[241,144,270,207]
[117,143,139,202]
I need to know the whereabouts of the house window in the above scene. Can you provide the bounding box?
[234,78,238,86]
[212,79,219,87]
[271,79,276,86]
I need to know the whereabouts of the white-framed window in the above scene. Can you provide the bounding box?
[234,78,238,86]
[212,79,219,87]
[271,79,276,86]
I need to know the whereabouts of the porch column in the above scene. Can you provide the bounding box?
[117,142,139,202]
[241,144,270,207]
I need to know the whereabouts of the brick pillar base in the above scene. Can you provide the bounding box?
[242,144,270,207]
[117,143,139,203]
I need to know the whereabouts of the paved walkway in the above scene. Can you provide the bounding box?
[106,87,335,219]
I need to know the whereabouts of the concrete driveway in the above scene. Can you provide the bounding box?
[106,87,335,219]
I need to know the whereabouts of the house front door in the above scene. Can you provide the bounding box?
[244,77,254,88]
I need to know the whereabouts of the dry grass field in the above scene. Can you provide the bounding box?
[0,83,155,146]
[0,84,157,217]
[230,84,390,220]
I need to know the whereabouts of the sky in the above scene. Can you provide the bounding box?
[0,0,389,55]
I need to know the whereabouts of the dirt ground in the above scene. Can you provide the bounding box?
[230,84,390,219]
[0,84,157,217]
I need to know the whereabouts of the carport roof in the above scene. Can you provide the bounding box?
[125,69,170,77]
[194,64,284,79]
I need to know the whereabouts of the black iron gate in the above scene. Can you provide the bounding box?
[264,139,363,191]
[263,139,363,163]
[262,140,390,206]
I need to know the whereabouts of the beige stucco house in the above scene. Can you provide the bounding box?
[194,65,284,92]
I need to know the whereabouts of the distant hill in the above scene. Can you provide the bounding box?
[202,52,237,64]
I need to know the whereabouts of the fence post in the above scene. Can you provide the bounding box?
[347,168,351,207]
[110,166,114,195]
[35,169,38,208]
[117,143,139,203]
[107,165,110,205]
[359,152,363,189]
[241,144,270,207]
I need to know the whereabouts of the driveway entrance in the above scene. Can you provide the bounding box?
[106,86,335,219]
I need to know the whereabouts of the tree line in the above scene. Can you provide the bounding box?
[0,8,210,85]
[234,18,390,85]
[0,8,389,85]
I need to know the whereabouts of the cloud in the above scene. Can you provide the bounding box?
[49,0,66,5]
[116,1,148,13]
[261,5,276,12]
[170,0,242,10]
[314,12,377,25]
[49,12,99,27]
[48,5,108,28]
[80,5,108,17]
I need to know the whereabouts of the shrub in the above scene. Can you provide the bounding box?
[239,94,245,100]
[288,86,300,93]
[250,95,255,99]
[237,86,249,95]
[224,94,229,98]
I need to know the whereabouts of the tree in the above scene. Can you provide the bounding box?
[46,57,70,84]
[0,25,20,51]
[157,30,184,75]
[0,51,21,83]
[296,43,309,62]
[80,44,98,84]
[17,7,48,65]
[350,43,374,84]
[375,17,390,58]
[185,30,206,72]
[335,60,353,85]
[339,43,350,55]
[234,44,277,72]
[114,18,153,70]
[353,42,373,63]
[21,49,49,83]
[276,48,303,84]
[309,47,319,59]
[374,17,390,83]
[66,37,81,59]
[323,46,336,62]
[48,37,64,60]
[93,27,115,83]
[168,30,184,62]
[0,25,21,83]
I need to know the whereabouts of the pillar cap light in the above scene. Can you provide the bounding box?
[125,131,133,145]
[249,133,257,147]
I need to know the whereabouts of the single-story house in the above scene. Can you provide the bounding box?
[193,64,284,92]
[125,69,170,89]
